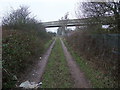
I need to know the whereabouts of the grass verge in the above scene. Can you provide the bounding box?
[63,38,116,88]
[42,38,74,88]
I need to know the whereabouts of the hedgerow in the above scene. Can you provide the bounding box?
[2,6,53,88]
[65,30,119,87]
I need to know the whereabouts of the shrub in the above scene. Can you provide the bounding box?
[2,5,53,88]
[2,30,46,88]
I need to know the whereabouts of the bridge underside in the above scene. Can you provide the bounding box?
[44,24,88,28]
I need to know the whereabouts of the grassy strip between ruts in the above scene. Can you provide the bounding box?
[63,38,116,88]
[44,37,55,51]
[41,38,75,88]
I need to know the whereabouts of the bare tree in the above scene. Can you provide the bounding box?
[2,6,31,28]
[76,1,120,33]
[76,2,119,18]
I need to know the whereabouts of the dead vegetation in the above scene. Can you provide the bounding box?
[65,30,119,87]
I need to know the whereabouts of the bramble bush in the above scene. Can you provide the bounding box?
[2,30,49,88]
[2,6,53,88]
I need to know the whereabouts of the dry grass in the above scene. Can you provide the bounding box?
[65,30,119,88]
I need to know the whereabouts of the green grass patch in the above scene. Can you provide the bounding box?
[42,38,74,88]
[63,39,116,88]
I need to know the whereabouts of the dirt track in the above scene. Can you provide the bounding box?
[60,38,91,88]
[18,38,91,88]
[18,40,56,84]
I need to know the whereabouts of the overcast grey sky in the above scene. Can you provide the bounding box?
[0,0,79,21]
[0,0,81,32]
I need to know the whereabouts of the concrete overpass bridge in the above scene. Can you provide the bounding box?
[41,16,115,36]
[42,16,114,28]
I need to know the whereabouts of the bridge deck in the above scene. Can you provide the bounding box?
[42,16,115,28]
